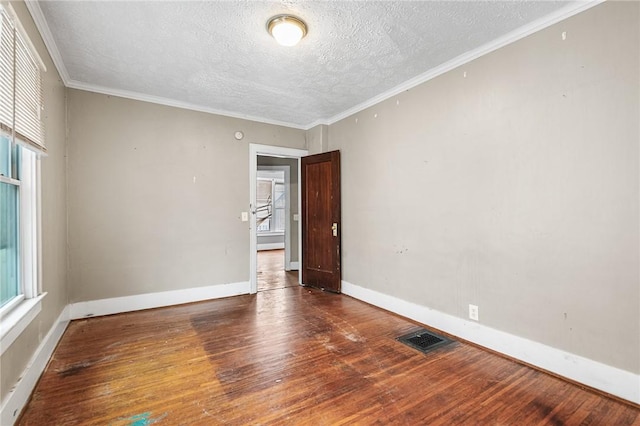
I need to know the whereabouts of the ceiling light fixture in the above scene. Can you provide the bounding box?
[267,15,307,47]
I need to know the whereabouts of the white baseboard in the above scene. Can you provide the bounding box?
[342,280,640,405]
[286,261,299,272]
[69,281,250,320]
[257,243,285,251]
[0,305,70,426]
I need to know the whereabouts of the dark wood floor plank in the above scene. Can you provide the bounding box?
[257,249,298,292]
[18,286,640,425]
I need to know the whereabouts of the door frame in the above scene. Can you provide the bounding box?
[249,144,308,294]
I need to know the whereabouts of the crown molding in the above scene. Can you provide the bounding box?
[303,119,331,131]
[65,79,308,130]
[24,0,70,84]
[24,0,604,131]
[323,0,605,126]
[25,0,307,130]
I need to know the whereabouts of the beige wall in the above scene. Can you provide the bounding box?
[0,0,68,403]
[67,90,306,302]
[329,1,639,373]
[257,156,299,262]
[305,124,328,155]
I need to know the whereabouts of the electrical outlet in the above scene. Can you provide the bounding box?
[469,304,479,321]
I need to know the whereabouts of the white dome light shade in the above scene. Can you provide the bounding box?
[268,15,307,47]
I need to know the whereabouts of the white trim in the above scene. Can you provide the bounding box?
[342,280,640,405]
[297,159,302,284]
[285,167,291,270]
[23,0,602,130]
[17,0,308,132]
[27,0,308,129]
[257,242,285,251]
[0,304,69,426]
[323,0,604,127]
[257,231,284,237]
[249,144,308,294]
[0,175,20,185]
[69,281,250,320]
[67,80,308,130]
[0,295,25,320]
[35,159,42,295]
[19,149,37,300]
[0,293,45,356]
[24,1,68,81]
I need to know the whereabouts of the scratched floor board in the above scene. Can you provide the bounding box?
[18,286,640,425]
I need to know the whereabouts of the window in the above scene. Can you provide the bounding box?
[256,176,285,233]
[0,4,46,352]
[1,136,20,308]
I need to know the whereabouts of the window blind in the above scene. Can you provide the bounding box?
[0,7,45,152]
[0,10,13,137]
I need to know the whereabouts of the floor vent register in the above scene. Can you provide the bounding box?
[397,328,454,354]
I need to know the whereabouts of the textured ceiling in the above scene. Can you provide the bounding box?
[33,1,586,129]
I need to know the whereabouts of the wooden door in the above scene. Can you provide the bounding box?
[301,150,341,292]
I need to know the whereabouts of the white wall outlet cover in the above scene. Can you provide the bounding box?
[293,214,299,221]
[241,212,248,222]
[469,304,479,321]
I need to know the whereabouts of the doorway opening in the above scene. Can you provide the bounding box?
[249,144,308,294]
[257,249,299,291]
[256,165,292,292]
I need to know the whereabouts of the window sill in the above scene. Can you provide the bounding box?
[257,231,285,236]
[0,293,47,356]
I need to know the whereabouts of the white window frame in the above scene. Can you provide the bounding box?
[0,3,46,356]
[0,139,45,357]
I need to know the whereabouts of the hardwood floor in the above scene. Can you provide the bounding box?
[257,249,298,291]
[19,287,639,425]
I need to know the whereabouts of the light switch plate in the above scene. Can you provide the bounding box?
[293,214,299,221]
[241,212,248,222]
